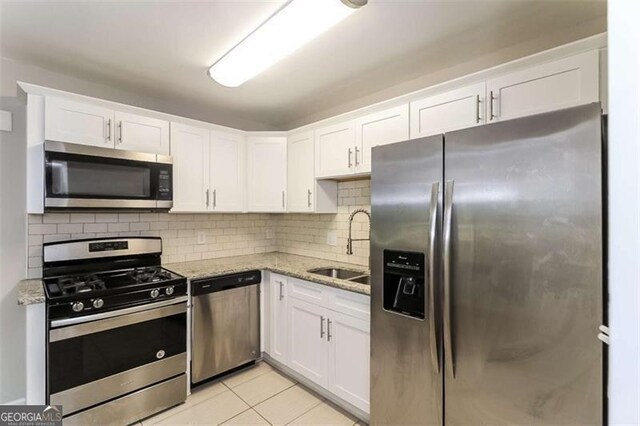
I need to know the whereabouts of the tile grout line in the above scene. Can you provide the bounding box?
[250,407,274,426]
[283,398,326,426]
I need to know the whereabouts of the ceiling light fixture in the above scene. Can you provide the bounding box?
[208,0,367,87]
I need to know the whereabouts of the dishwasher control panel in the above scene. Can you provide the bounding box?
[191,270,261,296]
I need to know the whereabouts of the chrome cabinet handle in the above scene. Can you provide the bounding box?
[327,318,332,342]
[428,182,441,373]
[105,119,112,141]
[205,189,210,207]
[443,180,455,378]
[355,146,360,166]
[117,121,123,144]
[320,316,325,338]
[307,189,312,208]
[476,95,481,124]
[278,281,284,301]
[348,148,353,168]
[489,91,497,121]
[213,189,217,208]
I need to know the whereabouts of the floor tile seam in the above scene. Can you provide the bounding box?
[282,398,327,426]
[224,365,275,390]
[247,380,298,408]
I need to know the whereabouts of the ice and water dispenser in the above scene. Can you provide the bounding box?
[383,250,425,319]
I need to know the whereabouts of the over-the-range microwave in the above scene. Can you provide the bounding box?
[44,141,173,210]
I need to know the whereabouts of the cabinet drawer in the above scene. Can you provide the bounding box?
[328,288,370,321]
[288,277,326,305]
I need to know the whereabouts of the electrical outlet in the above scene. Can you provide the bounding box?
[197,231,206,245]
[326,231,337,246]
[266,229,275,240]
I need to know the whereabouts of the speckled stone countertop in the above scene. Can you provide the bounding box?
[17,279,45,306]
[165,252,370,296]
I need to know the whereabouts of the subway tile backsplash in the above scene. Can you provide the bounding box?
[26,179,372,278]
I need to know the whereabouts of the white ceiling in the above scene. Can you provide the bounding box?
[0,0,606,130]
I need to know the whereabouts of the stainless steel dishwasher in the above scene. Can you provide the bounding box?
[191,270,261,384]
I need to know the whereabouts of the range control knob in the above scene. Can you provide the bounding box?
[93,298,104,309]
[150,288,160,299]
[72,302,84,312]
[165,286,174,296]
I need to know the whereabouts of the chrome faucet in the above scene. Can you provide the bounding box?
[346,208,371,255]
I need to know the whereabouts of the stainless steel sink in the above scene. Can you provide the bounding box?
[349,275,370,285]
[308,267,363,280]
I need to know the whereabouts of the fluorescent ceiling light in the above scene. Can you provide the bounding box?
[208,0,367,87]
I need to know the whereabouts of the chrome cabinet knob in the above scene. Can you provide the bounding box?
[150,288,160,298]
[165,286,174,296]
[92,298,104,309]
[72,301,84,312]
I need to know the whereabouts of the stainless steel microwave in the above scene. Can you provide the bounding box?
[44,141,173,210]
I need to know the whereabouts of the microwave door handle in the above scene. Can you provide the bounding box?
[428,181,441,373]
[443,180,455,378]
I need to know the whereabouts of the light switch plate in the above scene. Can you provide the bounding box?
[266,229,275,240]
[197,231,206,245]
[326,231,337,246]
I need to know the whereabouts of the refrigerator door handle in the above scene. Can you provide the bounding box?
[443,179,455,378]
[428,182,441,373]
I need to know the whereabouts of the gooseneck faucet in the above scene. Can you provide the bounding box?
[346,208,371,255]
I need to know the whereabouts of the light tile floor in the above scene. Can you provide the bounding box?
[141,362,361,426]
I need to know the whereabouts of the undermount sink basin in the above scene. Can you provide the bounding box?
[348,275,370,285]
[308,267,363,280]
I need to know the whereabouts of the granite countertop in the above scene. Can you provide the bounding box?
[17,279,45,306]
[165,252,371,296]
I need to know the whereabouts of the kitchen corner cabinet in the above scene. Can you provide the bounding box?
[287,131,338,213]
[170,123,210,212]
[269,274,289,365]
[246,136,287,212]
[410,82,486,139]
[114,111,170,155]
[210,131,245,212]
[486,50,599,123]
[45,97,114,148]
[45,97,170,155]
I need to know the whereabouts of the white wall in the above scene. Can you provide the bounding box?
[0,96,27,404]
[608,0,640,424]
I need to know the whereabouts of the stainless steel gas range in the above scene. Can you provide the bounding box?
[43,237,187,425]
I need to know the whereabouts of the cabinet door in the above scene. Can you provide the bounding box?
[246,137,287,212]
[287,131,315,212]
[288,298,329,387]
[356,104,409,174]
[170,123,210,212]
[410,82,485,139]
[269,275,289,365]
[45,97,114,147]
[114,111,170,155]
[487,50,599,122]
[210,131,245,212]
[328,311,370,413]
[315,121,356,178]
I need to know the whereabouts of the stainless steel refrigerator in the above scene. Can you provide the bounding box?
[370,103,604,425]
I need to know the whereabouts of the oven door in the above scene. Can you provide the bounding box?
[44,141,172,210]
[48,298,187,416]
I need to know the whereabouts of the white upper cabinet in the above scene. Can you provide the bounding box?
[355,104,409,173]
[328,310,370,413]
[246,136,287,212]
[410,82,486,139]
[487,51,599,123]
[114,111,170,155]
[210,130,245,212]
[45,97,114,148]
[315,121,356,178]
[287,131,315,212]
[170,123,210,212]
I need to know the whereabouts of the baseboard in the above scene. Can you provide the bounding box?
[262,353,369,424]
[2,397,26,405]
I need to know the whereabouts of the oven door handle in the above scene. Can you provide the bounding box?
[50,297,188,342]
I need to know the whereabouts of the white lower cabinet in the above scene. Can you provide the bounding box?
[267,276,370,414]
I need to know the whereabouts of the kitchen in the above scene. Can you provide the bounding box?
[0,0,638,425]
